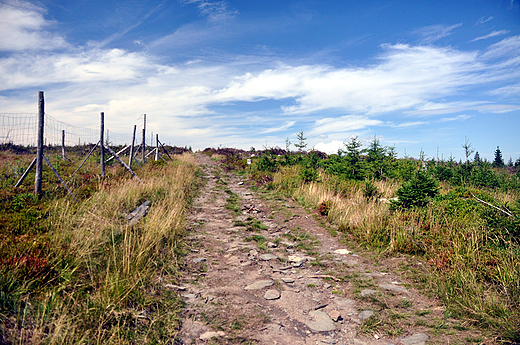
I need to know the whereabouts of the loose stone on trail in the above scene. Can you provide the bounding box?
[328,310,341,322]
[199,331,225,340]
[193,257,207,263]
[288,255,306,264]
[244,280,274,290]
[182,293,198,299]
[164,284,186,291]
[334,249,351,255]
[264,289,281,300]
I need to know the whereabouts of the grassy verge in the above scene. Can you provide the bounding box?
[266,164,519,342]
[1,154,198,344]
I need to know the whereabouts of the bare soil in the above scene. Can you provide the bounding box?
[174,154,488,344]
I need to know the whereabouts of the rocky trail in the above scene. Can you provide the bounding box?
[173,154,483,344]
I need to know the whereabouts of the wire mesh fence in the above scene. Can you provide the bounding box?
[1,113,138,147]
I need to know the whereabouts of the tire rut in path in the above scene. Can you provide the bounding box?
[175,154,477,345]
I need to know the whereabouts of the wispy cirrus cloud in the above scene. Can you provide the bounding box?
[482,34,520,59]
[261,121,296,134]
[181,0,237,22]
[391,121,428,128]
[439,114,472,122]
[413,23,462,44]
[471,30,510,42]
[476,16,494,25]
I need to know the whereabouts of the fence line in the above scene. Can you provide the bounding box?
[1,113,143,147]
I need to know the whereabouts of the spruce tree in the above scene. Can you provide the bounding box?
[294,130,307,153]
[493,146,504,168]
[474,151,480,165]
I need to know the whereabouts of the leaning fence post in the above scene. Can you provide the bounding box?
[15,157,36,188]
[35,91,44,196]
[104,144,142,183]
[129,124,136,167]
[100,112,105,177]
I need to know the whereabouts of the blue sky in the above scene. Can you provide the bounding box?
[0,0,519,161]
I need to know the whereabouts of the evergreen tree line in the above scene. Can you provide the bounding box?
[251,133,520,193]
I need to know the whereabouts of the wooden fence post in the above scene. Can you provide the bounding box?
[35,91,44,196]
[100,112,105,177]
[142,114,146,164]
[129,124,136,167]
[61,129,66,160]
[155,134,159,161]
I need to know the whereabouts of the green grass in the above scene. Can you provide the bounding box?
[224,188,242,215]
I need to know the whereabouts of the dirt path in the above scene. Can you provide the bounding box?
[174,154,483,345]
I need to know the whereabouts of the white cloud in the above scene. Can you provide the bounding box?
[471,30,510,42]
[0,49,156,91]
[0,0,66,51]
[218,44,482,115]
[309,115,383,137]
[314,140,344,154]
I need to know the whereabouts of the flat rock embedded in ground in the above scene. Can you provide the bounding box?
[358,310,374,321]
[400,333,429,345]
[379,283,409,294]
[288,255,306,264]
[305,310,335,332]
[259,253,278,261]
[360,289,377,297]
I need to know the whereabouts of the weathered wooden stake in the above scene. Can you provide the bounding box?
[35,91,44,196]
[100,112,105,177]
[61,130,66,160]
[142,114,146,164]
[155,134,159,161]
[129,124,136,167]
